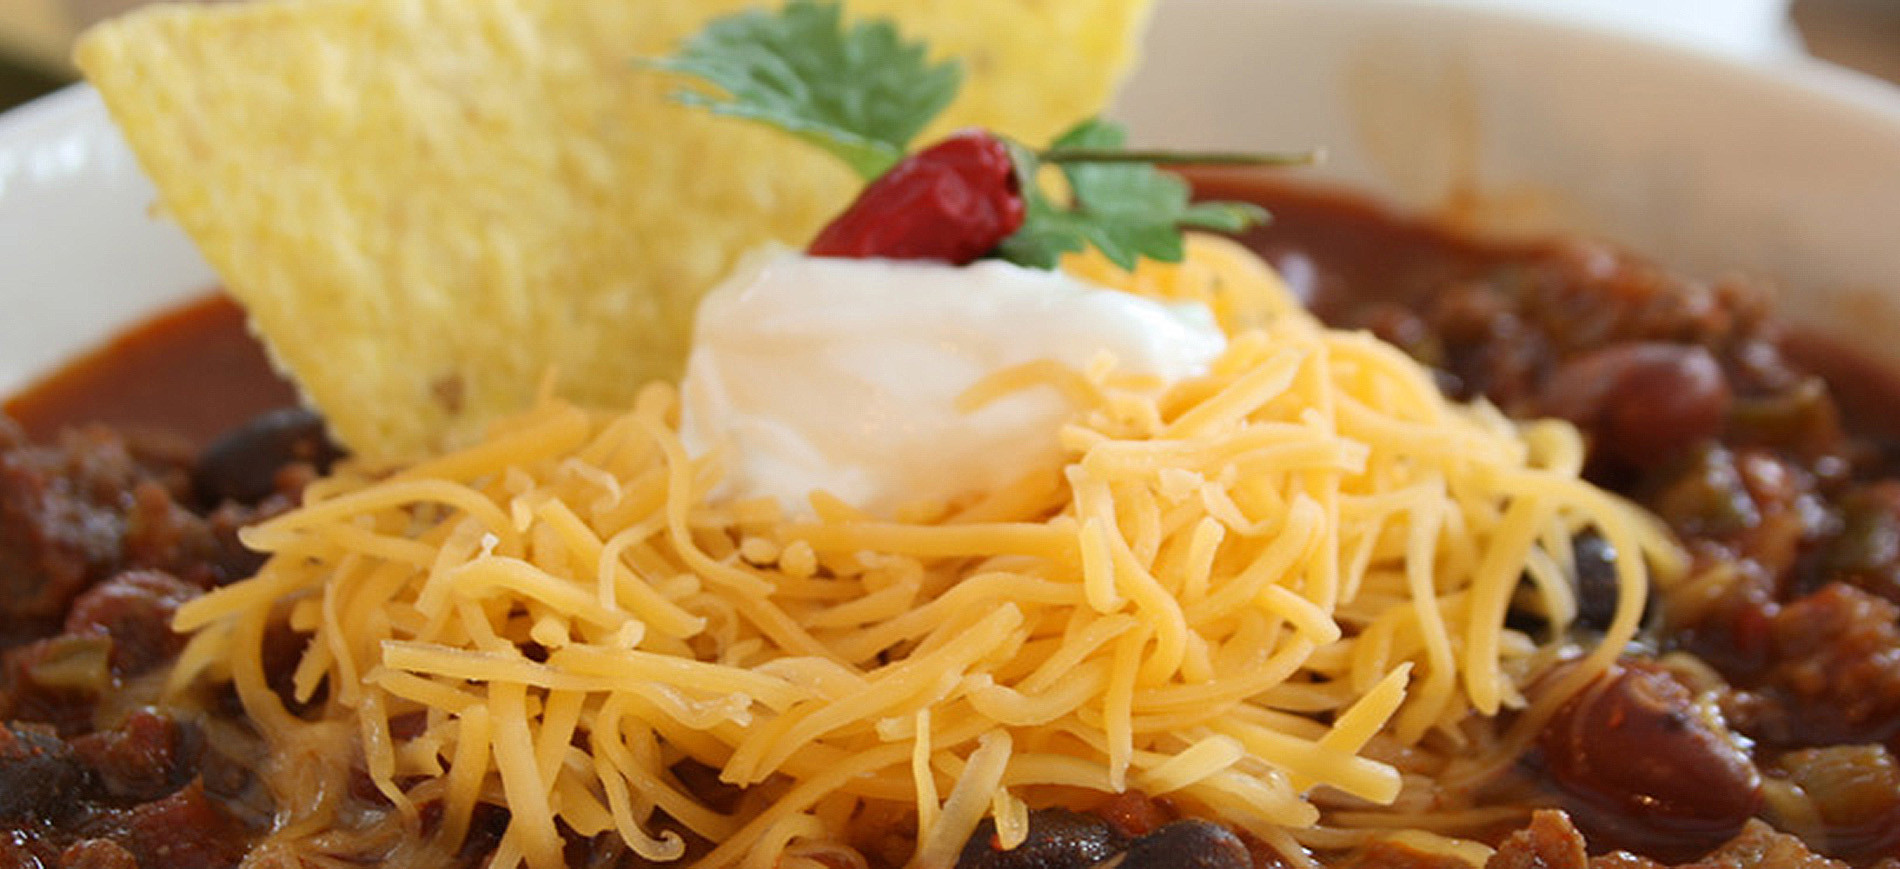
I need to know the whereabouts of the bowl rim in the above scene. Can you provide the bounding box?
[0,78,95,141]
[1124,0,1900,140]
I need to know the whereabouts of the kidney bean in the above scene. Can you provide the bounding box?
[1541,342,1731,469]
[1537,662,1763,862]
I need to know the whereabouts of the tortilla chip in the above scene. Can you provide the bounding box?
[74,0,1154,462]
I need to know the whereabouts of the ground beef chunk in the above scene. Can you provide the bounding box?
[0,711,240,867]
[1,419,151,642]
[1489,811,1591,869]
[1672,821,1850,869]
[0,418,248,646]
[1724,584,1900,747]
[77,781,249,869]
[0,570,202,735]
[70,711,198,805]
[113,486,228,588]
[1505,246,1765,362]
[0,724,87,821]
[59,838,140,869]
[0,633,117,734]
[1487,813,1849,869]
[0,829,61,868]
[1418,276,1550,407]
[61,572,199,678]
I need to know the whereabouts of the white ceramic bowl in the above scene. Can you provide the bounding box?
[5,0,1900,397]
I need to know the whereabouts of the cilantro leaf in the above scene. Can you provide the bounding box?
[650,0,961,180]
[997,119,1269,271]
[993,198,1088,270]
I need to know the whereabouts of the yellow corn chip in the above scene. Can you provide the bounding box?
[75,0,1154,462]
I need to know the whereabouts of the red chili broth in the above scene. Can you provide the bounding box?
[3,295,298,449]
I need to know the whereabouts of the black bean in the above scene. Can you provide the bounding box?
[1120,820,1250,869]
[193,408,341,505]
[956,809,1122,869]
[1571,531,1621,631]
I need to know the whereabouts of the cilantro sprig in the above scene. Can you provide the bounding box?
[999,119,1270,270]
[649,0,959,179]
[653,0,1313,270]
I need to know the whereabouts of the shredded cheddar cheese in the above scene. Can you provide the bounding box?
[169,236,1683,869]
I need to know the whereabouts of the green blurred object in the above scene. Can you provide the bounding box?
[0,58,65,111]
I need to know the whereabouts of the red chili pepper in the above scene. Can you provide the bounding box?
[808,129,1024,265]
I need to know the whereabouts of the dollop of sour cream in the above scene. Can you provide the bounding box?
[679,250,1227,516]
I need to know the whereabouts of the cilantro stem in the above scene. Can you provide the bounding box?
[1040,147,1323,167]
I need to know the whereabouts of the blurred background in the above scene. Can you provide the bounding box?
[1796,0,1900,82]
[0,0,1895,112]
